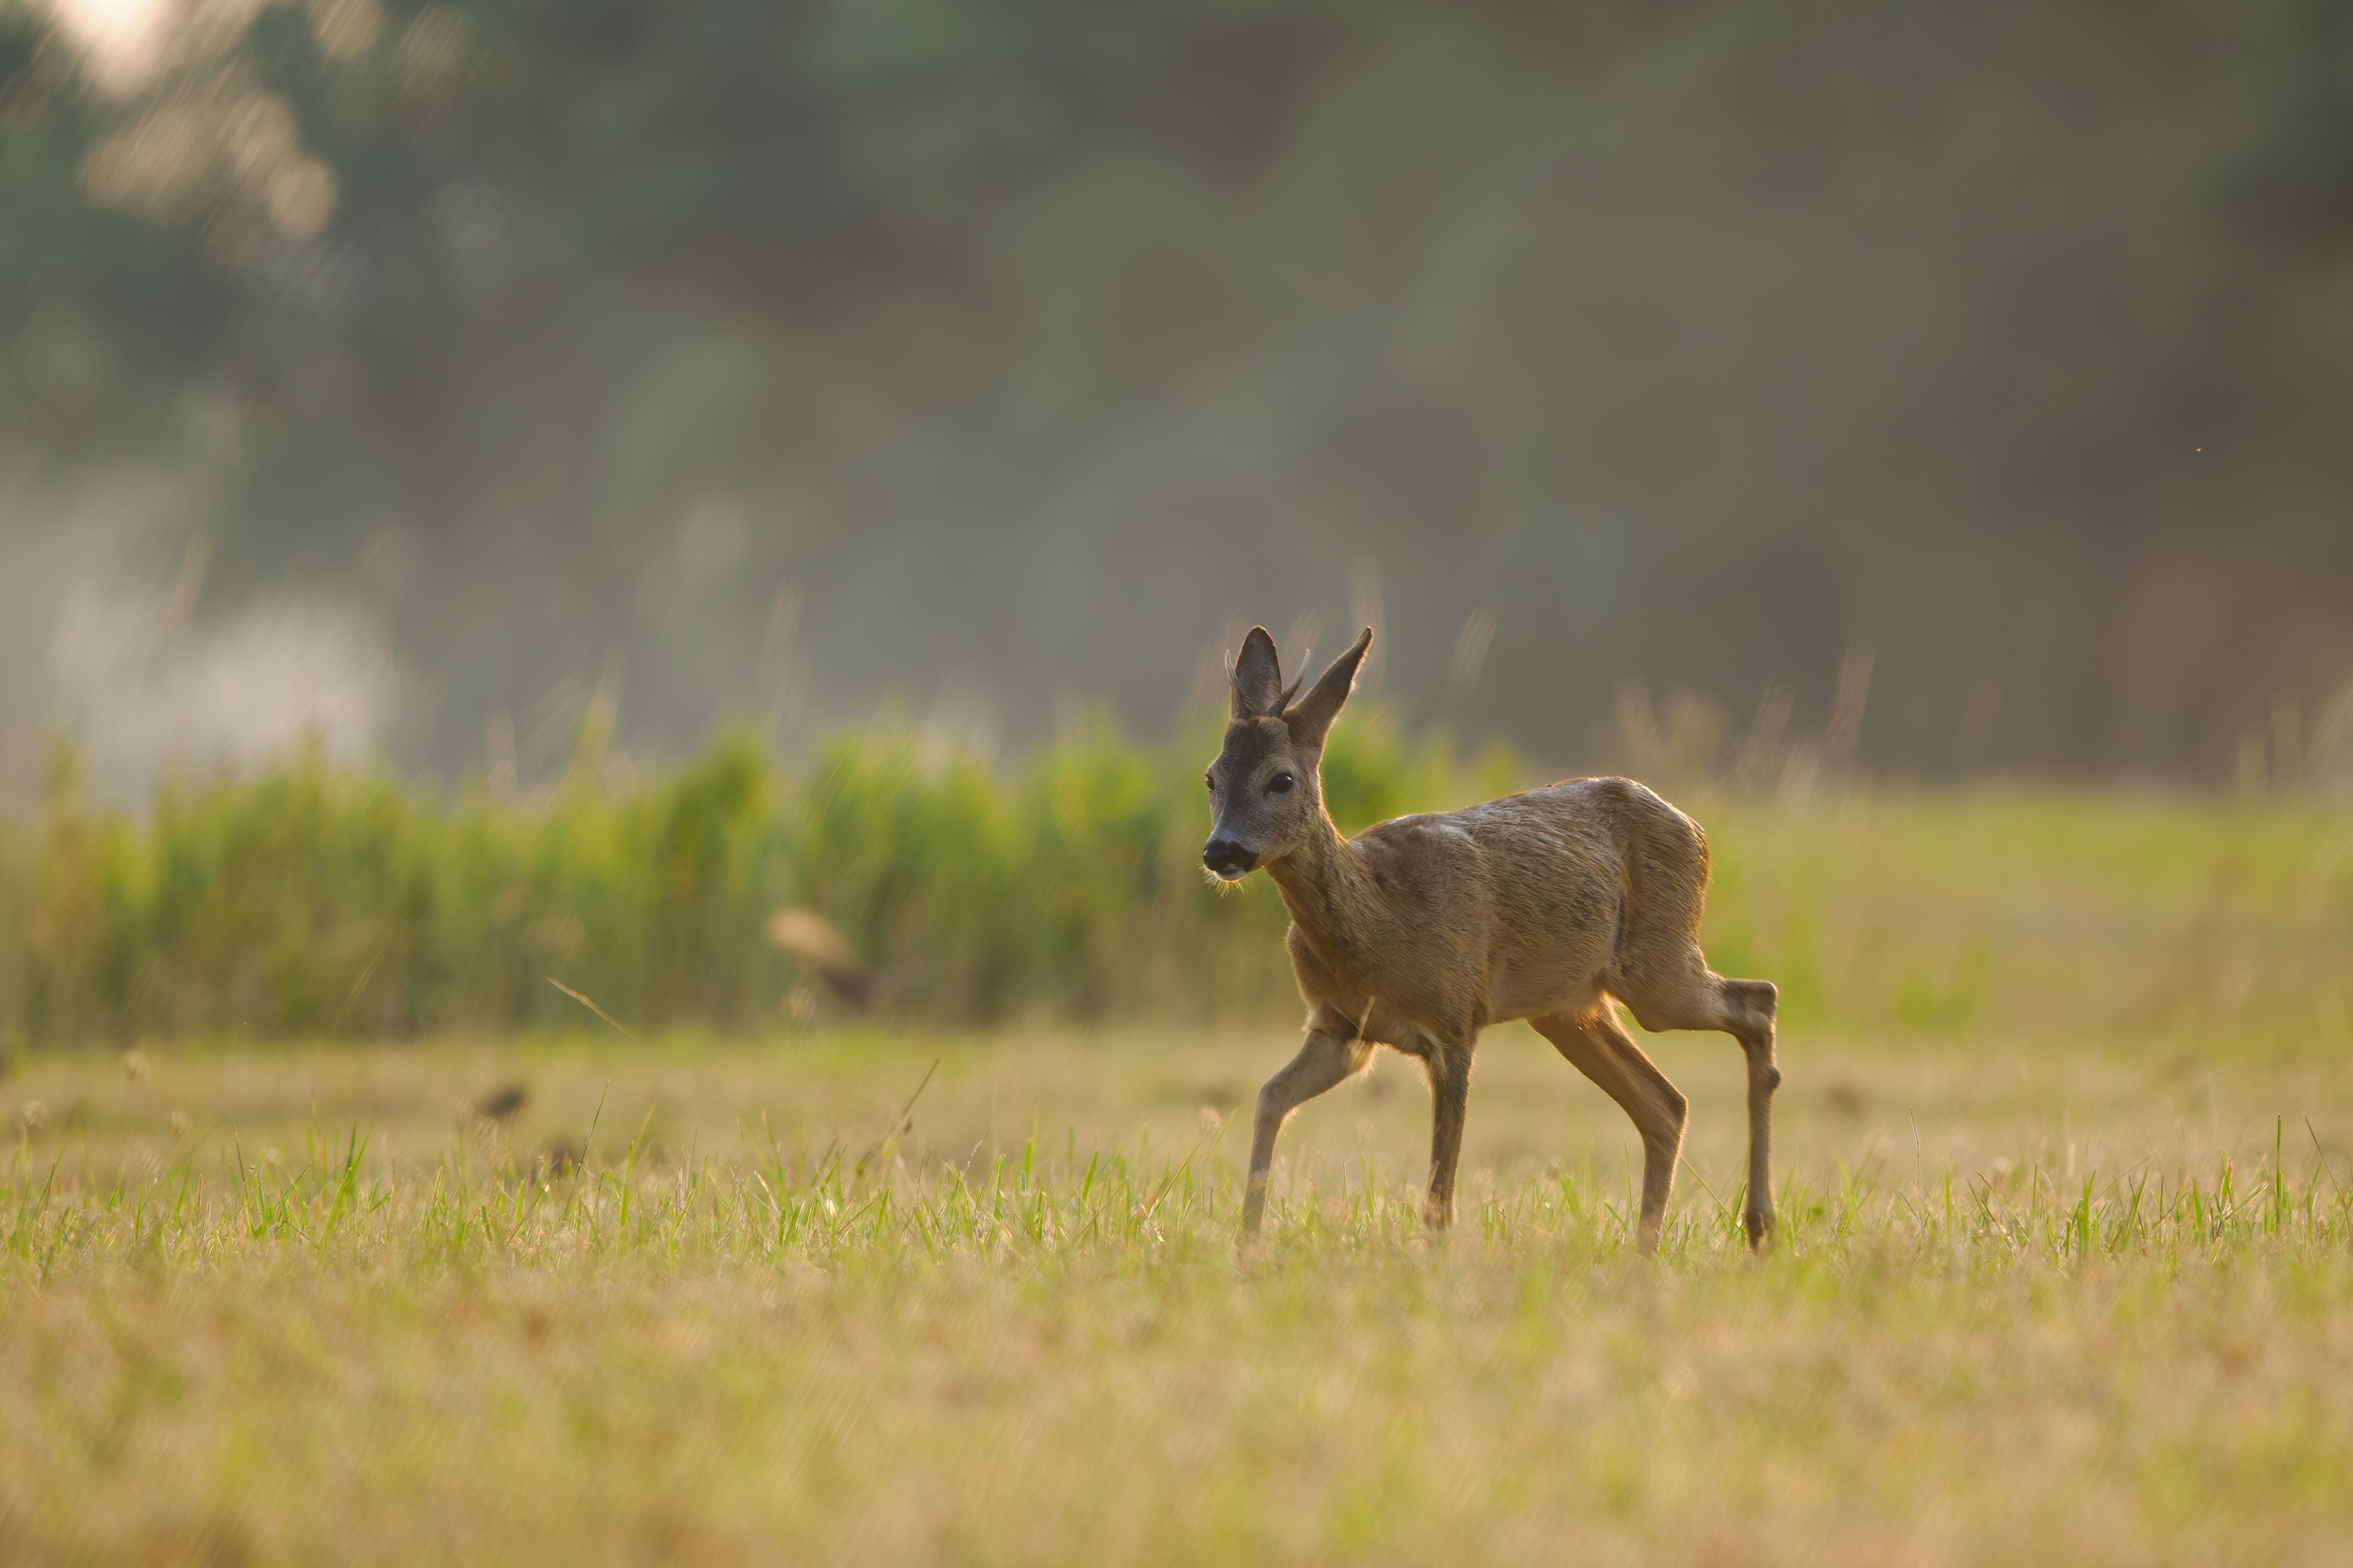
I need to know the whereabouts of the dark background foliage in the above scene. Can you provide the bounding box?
[3,0,2351,786]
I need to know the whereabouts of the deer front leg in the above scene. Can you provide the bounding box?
[1242,1027,1372,1239]
[1422,1036,1476,1232]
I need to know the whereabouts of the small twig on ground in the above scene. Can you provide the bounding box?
[2307,1116,2339,1193]
[855,1057,940,1177]
[335,945,388,1029]
[546,978,645,1046]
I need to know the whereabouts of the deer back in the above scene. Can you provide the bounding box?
[1282,776,1711,1039]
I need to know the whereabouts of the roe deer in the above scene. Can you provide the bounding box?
[1203,625,1782,1251]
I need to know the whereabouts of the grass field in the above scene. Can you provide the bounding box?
[6,782,2352,1563]
[9,1014,2353,1566]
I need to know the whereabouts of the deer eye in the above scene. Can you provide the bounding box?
[1268,772,1295,795]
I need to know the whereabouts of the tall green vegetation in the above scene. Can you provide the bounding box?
[2,706,2348,1051]
[0,707,1516,1043]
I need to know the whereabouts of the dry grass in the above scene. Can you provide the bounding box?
[8,1025,2353,1566]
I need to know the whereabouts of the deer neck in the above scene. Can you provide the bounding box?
[1263,810,1381,972]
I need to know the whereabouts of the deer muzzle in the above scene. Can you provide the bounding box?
[1202,837,1259,879]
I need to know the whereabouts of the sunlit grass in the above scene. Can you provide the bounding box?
[6,1035,2353,1565]
[13,1100,2353,1276]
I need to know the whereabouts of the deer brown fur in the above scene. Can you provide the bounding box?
[1202,625,1781,1251]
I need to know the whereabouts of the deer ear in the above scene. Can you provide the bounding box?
[1285,627,1372,749]
[1230,627,1285,719]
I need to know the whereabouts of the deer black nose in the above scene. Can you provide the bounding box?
[1203,837,1257,878]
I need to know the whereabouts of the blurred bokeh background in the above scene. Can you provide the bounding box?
[5,0,2351,801]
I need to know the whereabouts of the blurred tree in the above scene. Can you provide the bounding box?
[2,0,2349,783]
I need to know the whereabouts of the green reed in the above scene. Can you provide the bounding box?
[0,705,2345,1050]
[0,707,1515,1044]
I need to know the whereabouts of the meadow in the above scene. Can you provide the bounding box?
[8,1025,2353,1566]
[5,721,2353,1564]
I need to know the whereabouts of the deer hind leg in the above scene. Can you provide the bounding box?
[1721,978,1780,1248]
[1615,961,1781,1250]
[1531,1009,1688,1254]
[1242,1026,1374,1239]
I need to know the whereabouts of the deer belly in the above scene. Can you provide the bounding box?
[1486,965,1605,1024]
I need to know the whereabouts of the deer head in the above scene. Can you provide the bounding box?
[1201,625,1372,880]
